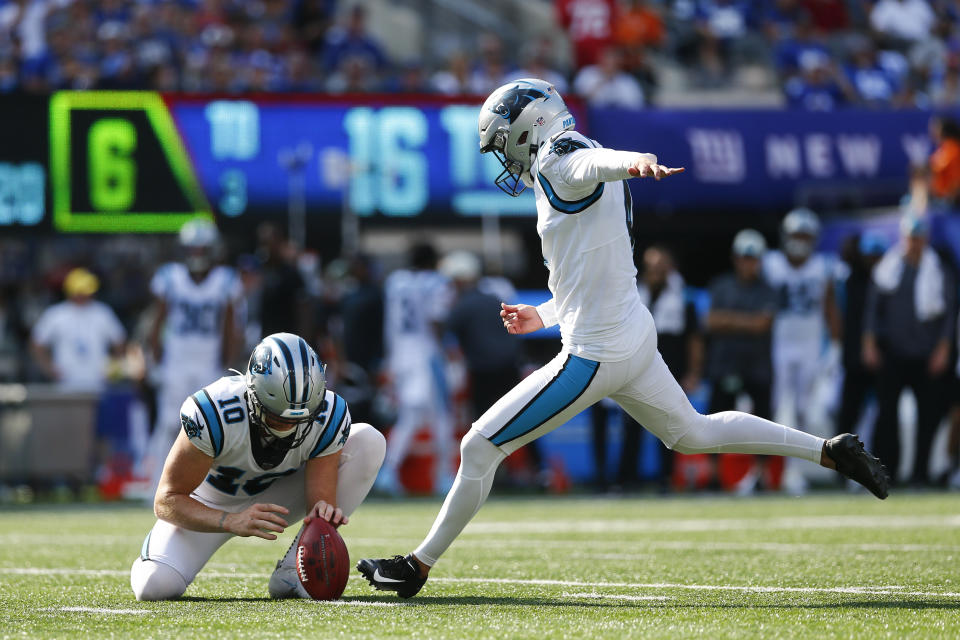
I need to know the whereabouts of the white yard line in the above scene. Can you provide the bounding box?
[431,577,960,599]
[463,514,960,535]
[0,534,138,545]
[563,592,672,602]
[320,600,412,607]
[573,541,960,555]
[10,568,960,600]
[52,607,151,615]
[2,568,265,579]
[350,538,960,553]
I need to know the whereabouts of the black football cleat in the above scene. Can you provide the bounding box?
[825,433,889,500]
[357,554,427,599]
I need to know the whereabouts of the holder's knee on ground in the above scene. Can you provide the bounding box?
[130,558,187,601]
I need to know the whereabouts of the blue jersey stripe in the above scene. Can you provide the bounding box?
[536,172,604,214]
[271,336,297,403]
[489,355,600,447]
[310,395,346,457]
[193,390,224,456]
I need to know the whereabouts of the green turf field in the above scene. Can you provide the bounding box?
[1,493,958,639]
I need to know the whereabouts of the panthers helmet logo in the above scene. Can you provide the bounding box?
[249,345,274,376]
[492,86,546,123]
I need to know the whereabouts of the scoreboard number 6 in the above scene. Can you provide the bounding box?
[88,118,137,212]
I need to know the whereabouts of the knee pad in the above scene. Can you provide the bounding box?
[130,558,187,601]
[458,430,505,478]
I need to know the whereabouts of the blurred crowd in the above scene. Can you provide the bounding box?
[4,199,960,497]
[4,0,960,107]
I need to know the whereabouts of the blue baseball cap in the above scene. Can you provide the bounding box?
[858,231,888,255]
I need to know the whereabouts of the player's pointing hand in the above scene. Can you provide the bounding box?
[628,161,685,180]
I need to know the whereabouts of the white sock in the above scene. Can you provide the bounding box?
[674,410,824,464]
[413,431,505,566]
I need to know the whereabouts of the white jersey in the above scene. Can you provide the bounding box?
[763,250,831,350]
[31,300,126,391]
[384,269,452,367]
[180,375,351,507]
[531,129,653,361]
[151,263,242,370]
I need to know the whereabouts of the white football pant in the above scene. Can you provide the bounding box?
[131,423,384,601]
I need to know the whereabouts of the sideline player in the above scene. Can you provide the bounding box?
[377,243,455,495]
[142,219,243,495]
[130,332,385,600]
[357,79,889,598]
[763,209,842,494]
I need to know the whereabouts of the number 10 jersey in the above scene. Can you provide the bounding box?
[179,375,352,507]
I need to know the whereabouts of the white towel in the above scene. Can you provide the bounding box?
[872,245,945,321]
[638,272,687,335]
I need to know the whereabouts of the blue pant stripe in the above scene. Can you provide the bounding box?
[489,355,600,447]
[140,531,152,561]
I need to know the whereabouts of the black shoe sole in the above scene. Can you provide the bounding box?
[829,435,890,500]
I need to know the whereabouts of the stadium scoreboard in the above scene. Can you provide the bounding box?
[1,91,537,233]
[0,91,938,233]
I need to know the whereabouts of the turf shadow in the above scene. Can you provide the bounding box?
[173,596,960,611]
[176,597,274,603]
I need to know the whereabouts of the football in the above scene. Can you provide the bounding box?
[296,518,350,601]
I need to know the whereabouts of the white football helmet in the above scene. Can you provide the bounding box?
[781,207,820,260]
[246,332,327,452]
[478,78,574,196]
[179,218,221,276]
[732,229,767,258]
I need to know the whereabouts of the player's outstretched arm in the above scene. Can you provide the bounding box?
[154,431,289,539]
[500,302,545,335]
[553,143,683,187]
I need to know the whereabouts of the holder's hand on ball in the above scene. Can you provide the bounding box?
[305,499,348,528]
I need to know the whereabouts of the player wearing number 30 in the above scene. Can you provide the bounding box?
[358,78,889,599]
[130,333,385,601]
[142,219,243,497]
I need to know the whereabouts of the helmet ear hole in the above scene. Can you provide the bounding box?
[517,130,528,145]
